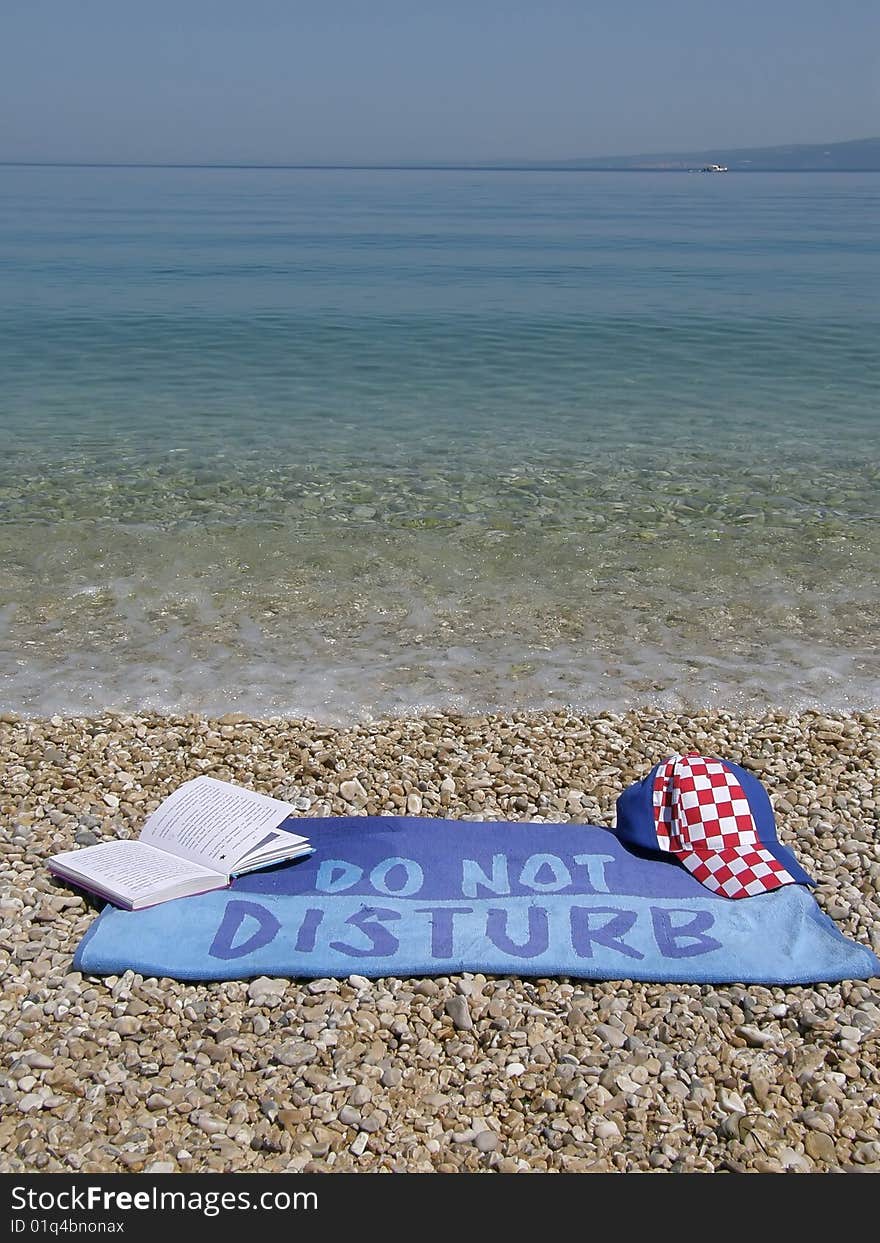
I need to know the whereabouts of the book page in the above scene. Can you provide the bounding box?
[139,776,299,871]
[49,840,222,904]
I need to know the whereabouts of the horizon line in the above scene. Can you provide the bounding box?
[2,160,880,173]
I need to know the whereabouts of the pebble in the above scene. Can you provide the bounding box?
[594,1022,627,1048]
[735,1024,774,1048]
[445,996,473,1031]
[246,977,287,1006]
[274,1042,317,1067]
[777,1148,813,1173]
[749,1070,772,1108]
[718,1088,747,1115]
[805,1131,838,1163]
[195,1115,226,1136]
[22,1052,54,1070]
[855,1141,880,1164]
[0,707,877,1175]
[350,1132,369,1156]
[339,779,367,805]
[838,1025,863,1044]
[307,978,337,995]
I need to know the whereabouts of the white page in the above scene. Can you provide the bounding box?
[140,776,301,871]
[49,840,221,904]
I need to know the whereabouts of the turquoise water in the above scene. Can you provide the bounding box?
[1,167,878,716]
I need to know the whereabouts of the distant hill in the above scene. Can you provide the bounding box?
[4,137,879,173]
[553,136,880,172]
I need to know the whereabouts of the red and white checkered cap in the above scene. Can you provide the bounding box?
[652,753,798,899]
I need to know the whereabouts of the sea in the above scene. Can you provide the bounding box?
[0,166,878,718]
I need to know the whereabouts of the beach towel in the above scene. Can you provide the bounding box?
[73,816,879,983]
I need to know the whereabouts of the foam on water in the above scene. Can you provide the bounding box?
[2,509,877,718]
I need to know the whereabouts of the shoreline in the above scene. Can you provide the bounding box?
[2,708,878,1172]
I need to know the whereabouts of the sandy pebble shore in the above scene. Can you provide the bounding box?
[1,708,878,1173]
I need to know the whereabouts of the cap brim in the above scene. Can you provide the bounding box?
[767,838,815,887]
[670,842,813,900]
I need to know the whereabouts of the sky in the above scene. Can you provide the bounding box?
[1,1,878,164]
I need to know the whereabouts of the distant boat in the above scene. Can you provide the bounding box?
[700,163,729,172]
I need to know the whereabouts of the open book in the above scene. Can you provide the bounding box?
[48,776,312,910]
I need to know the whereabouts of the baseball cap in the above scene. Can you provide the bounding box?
[615,752,815,899]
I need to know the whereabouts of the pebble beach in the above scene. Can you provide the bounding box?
[2,708,878,1174]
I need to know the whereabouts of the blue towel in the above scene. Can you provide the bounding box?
[73,817,879,983]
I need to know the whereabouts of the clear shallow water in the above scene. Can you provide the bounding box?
[1,167,878,717]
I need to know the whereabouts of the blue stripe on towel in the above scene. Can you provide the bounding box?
[73,817,879,984]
